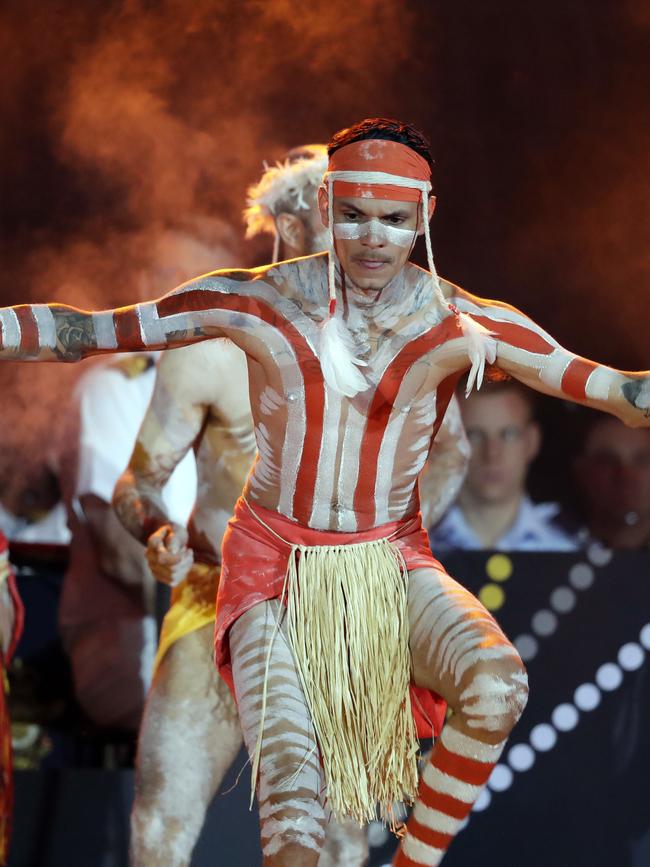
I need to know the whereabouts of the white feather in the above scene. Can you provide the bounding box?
[458,312,498,396]
[319,316,368,397]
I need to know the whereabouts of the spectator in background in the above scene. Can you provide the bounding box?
[57,218,234,731]
[573,414,650,549]
[0,461,70,545]
[430,379,578,551]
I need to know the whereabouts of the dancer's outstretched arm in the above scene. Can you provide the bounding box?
[0,269,257,361]
[453,287,650,427]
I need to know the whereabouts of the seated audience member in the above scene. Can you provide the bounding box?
[573,413,650,549]
[430,379,577,551]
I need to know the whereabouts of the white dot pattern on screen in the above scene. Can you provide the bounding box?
[596,662,623,691]
[508,744,536,772]
[523,555,606,662]
[530,724,557,752]
[640,624,650,650]
[472,788,492,812]
[514,633,538,661]
[482,625,649,802]
[618,642,645,671]
[489,764,513,792]
[569,563,595,590]
[552,703,579,732]
[550,586,577,614]
[532,609,558,637]
[587,542,613,567]
[574,683,601,711]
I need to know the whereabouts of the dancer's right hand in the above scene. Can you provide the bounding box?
[146,523,194,587]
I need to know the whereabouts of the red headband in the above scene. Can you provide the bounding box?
[327,139,431,202]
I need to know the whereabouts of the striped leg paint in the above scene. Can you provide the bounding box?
[394,726,505,866]
[230,600,327,865]
[395,568,529,865]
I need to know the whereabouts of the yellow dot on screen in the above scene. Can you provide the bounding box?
[479,583,505,611]
[486,554,513,582]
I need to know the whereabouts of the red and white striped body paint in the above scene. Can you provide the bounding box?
[1,252,648,864]
[0,254,644,530]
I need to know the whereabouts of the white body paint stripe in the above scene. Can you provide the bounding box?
[335,403,367,531]
[585,365,613,401]
[374,370,424,524]
[537,349,573,391]
[440,727,505,763]
[92,312,118,349]
[263,832,322,856]
[0,309,21,351]
[333,220,415,248]
[411,802,463,835]
[422,763,483,803]
[402,834,445,864]
[32,305,57,349]
[310,389,343,527]
[137,302,166,347]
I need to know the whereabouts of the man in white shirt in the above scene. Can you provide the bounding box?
[430,379,577,551]
[58,354,196,729]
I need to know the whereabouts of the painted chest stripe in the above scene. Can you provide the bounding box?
[374,369,431,525]
[354,315,463,527]
[155,289,325,524]
[309,388,343,528]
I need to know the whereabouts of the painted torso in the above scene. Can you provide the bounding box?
[184,254,465,532]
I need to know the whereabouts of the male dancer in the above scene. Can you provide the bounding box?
[1,118,648,867]
[113,144,466,866]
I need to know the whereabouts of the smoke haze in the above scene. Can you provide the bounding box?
[0,0,647,507]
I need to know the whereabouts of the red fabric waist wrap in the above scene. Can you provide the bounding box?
[214,498,447,739]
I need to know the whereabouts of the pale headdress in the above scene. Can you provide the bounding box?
[244,145,328,264]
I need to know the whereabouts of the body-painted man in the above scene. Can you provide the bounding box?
[1,118,648,867]
[112,144,469,866]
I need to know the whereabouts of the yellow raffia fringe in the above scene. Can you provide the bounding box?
[282,537,420,826]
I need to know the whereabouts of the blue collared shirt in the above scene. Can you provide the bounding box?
[429,496,580,552]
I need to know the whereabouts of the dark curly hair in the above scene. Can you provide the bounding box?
[327,118,434,175]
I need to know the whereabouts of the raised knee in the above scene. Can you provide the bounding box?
[458,653,528,737]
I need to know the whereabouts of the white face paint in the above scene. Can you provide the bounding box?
[333,219,415,248]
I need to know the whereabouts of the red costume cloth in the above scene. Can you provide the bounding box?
[215,499,447,738]
[0,532,24,867]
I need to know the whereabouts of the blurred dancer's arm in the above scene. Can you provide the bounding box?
[113,347,209,586]
[419,395,470,529]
